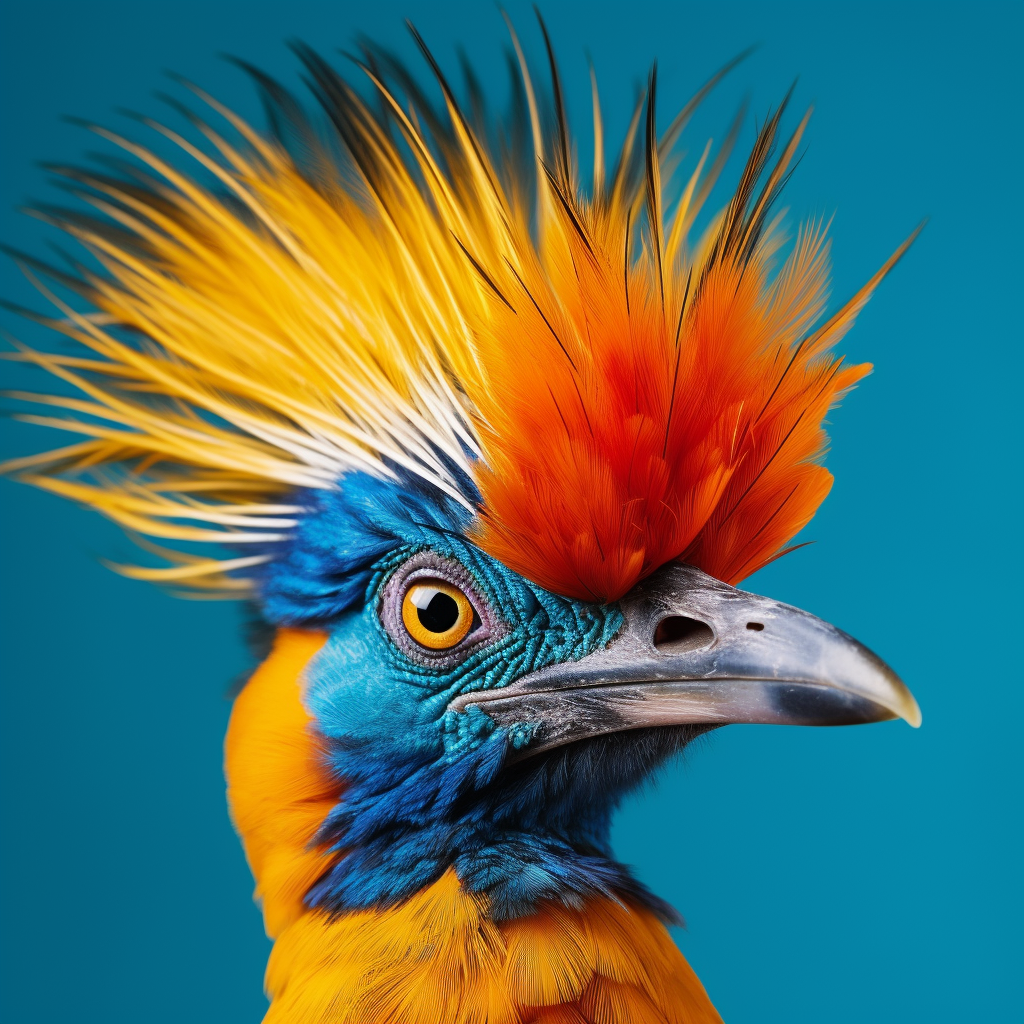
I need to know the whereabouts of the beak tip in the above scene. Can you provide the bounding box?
[896,691,922,728]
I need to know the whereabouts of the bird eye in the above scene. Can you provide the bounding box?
[380,551,501,665]
[401,580,474,650]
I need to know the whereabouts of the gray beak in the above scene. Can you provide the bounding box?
[450,563,921,756]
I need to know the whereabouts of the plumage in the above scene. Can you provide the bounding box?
[2,15,922,1024]
[230,629,720,1024]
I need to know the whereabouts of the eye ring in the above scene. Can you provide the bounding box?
[401,579,474,650]
[379,550,504,667]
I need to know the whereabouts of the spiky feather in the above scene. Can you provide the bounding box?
[1,24,917,602]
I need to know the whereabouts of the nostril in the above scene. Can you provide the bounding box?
[746,621,764,631]
[653,615,715,653]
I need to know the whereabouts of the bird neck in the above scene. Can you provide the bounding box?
[226,629,718,1022]
[302,723,674,920]
[228,628,673,924]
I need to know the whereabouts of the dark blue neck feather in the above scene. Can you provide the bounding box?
[307,725,699,922]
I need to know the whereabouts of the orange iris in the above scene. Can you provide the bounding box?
[401,580,474,650]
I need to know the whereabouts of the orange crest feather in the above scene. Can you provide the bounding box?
[469,218,871,601]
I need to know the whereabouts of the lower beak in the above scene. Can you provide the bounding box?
[450,563,921,756]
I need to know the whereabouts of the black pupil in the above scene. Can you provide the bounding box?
[416,589,460,634]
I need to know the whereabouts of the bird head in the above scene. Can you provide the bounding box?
[252,456,918,922]
[3,28,920,926]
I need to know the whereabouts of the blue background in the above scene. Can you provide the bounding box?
[1,2,1020,1022]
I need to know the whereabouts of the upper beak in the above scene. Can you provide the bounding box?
[450,563,921,756]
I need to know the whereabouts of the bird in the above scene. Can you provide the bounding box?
[1,16,922,1024]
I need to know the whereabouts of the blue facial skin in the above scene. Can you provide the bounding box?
[255,472,690,922]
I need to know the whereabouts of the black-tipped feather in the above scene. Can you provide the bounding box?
[644,66,665,311]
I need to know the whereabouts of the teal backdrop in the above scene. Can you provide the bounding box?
[1,2,1020,1022]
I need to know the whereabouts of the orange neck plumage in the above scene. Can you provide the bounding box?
[226,629,722,1024]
